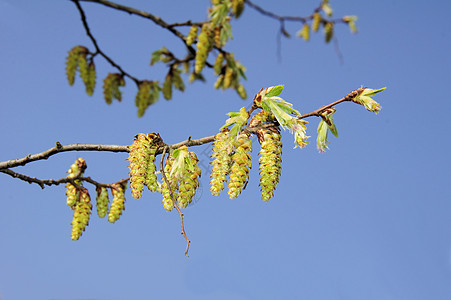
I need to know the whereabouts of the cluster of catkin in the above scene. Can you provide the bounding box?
[65,158,127,240]
[127,133,161,199]
[65,46,96,96]
[209,129,254,199]
[210,110,283,201]
[160,146,201,211]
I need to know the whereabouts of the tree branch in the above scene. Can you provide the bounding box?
[0,143,129,170]
[77,0,196,55]
[298,87,365,119]
[0,168,128,189]
[245,0,349,25]
[245,0,310,23]
[72,0,140,84]
[0,88,364,171]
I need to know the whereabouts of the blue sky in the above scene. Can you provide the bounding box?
[1,0,451,299]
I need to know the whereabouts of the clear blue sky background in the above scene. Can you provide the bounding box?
[1,0,450,299]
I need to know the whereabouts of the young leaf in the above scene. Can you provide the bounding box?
[264,85,284,98]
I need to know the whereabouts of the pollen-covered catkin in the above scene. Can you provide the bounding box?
[258,127,282,201]
[71,188,92,241]
[213,53,224,75]
[128,133,161,198]
[210,129,232,196]
[161,154,177,211]
[108,182,127,223]
[228,132,252,199]
[145,134,159,192]
[96,186,109,218]
[65,45,88,86]
[128,134,151,199]
[250,111,283,201]
[186,25,199,46]
[177,152,201,208]
[65,158,87,209]
[103,73,125,104]
[194,24,214,74]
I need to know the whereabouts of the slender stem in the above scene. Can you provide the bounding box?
[72,0,140,84]
[0,89,364,171]
[159,146,191,256]
[245,0,310,23]
[299,87,365,119]
[78,0,196,55]
[0,168,128,189]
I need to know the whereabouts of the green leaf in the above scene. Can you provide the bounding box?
[150,50,162,66]
[317,119,329,152]
[220,107,249,139]
[264,85,284,98]
[327,115,338,137]
[363,87,386,97]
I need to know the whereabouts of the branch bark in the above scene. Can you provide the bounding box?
[0,88,363,172]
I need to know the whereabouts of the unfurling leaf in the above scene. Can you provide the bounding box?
[353,87,385,113]
[317,119,329,152]
[322,3,333,17]
[150,47,173,65]
[320,107,338,137]
[343,15,358,33]
[220,107,249,139]
[172,69,185,92]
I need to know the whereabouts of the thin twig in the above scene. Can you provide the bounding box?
[0,143,129,170]
[245,0,310,23]
[299,87,365,119]
[72,0,140,84]
[0,89,364,171]
[159,146,191,256]
[78,0,196,55]
[0,168,128,189]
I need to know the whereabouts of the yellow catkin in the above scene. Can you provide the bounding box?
[177,152,201,208]
[128,134,151,199]
[65,158,87,209]
[210,129,232,196]
[103,73,125,104]
[312,12,321,32]
[258,127,282,201]
[161,155,177,211]
[96,186,109,218]
[108,183,127,223]
[65,45,88,86]
[227,132,252,199]
[186,25,199,46]
[194,24,214,74]
[71,188,92,241]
